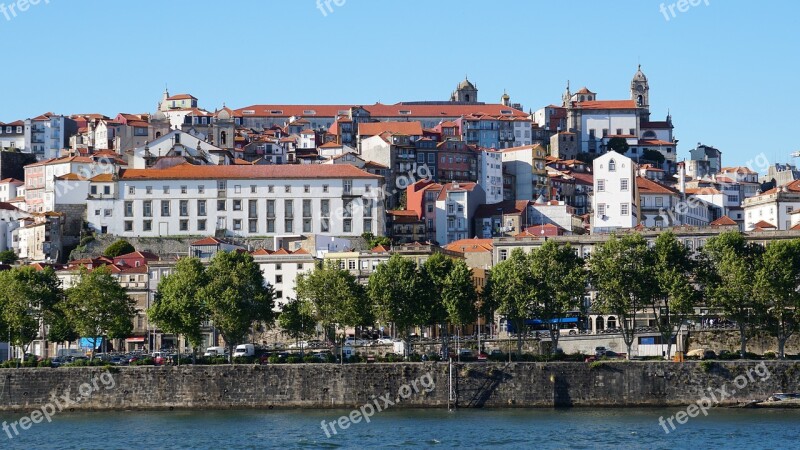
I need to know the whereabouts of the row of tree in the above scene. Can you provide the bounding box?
[489,231,800,359]
[0,266,135,363]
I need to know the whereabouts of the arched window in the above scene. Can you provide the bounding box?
[642,131,657,139]
[608,159,616,172]
[637,95,644,106]
[220,131,227,146]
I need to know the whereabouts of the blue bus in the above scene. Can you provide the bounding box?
[502,316,585,335]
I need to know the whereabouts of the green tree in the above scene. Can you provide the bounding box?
[277,297,316,348]
[422,253,454,351]
[46,307,79,350]
[103,239,135,258]
[651,232,700,359]
[361,232,391,249]
[487,248,540,355]
[701,231,763,358]
[65,266,136,358]
[296,260,372,343]
[606,137,630,154]
[754,239,800,358]
[199,251,276,361]
[368,254,431,342]
[148,257,209,361]
[642,149,666,164]
[0,249,17,264]
[441,259,478,330]
[530,241,588,355]
[0,267,64,364]
[589,234,656,359]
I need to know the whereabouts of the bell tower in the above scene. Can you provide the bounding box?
[631,65,650,111]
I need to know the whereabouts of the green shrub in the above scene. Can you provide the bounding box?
[267,355,282,364]
[286,356,302,364]
[589,360,604,370]
[700,361,716,373]
[303,355,318,363]
[103,239,135,258]
[763,352,777,360]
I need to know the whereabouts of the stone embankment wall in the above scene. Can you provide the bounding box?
[0,362,798,411]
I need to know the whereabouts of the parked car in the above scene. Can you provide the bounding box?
[233,344,255,358]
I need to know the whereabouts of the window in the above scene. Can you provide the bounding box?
[728,195,739,203]
[145,186,152,195]
[343,199,353,218]
[198,185,205,194]
[275,291,283,299]
[620,178,629,191]
[198,200,207,216]
[233,219,242,230]
[180,200,189,217]
[217,200,226,211]
[597,179,605,192]
[90,185,97,195]
[234,185,241,194]
[124,201,133,217]
[128,186,135,195]
[198,219,206,231]
[285,185,291,193]
[181,185,187,194]
[616,129,623,136]
[163,186,170,194]
[303,199,312,218]
[276,275,283,284]
[124,221,133,232]
[608,160,616,172]
[249,219,258,233]
[303,218,312,233]
[285,219,293,233]
[629,129,635,136]
[363,219,372,233]
[363,199,373,217]
[268,185,274,193]
[655,197,663,207]
[248,200,258,218]
[322,184,329,193]
[348,260,356,270]
[161,200,171,216]
[276,264,282,271]
[233,200,242,211]
[267,219,275,233]
[267,200,275,217]
[621,203,629,215]
[499,249,508,261]
[304,185,310,193]
[143,220,152,231]
[250,185,257,194]
[285,200,294,218]
[218,180,226,191]
[179,220,189,231]
[344,180,352,194]
[598,204,606,217]
[143,200,152,217]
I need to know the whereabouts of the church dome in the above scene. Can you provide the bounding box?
[632,65,647,82]
[457,78,476,90]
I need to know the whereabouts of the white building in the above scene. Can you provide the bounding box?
[86,163,385,238]
[478,148,503,204]
[0,178,23,202]
[24,155,119,213]
[24,113,74,160]
[434,182,485,245]
[591,152,638,232]
[743,180,800,231]
[129,130,226,169]
[0,121,25,150]
[0,202,29,253]
[251,248,315,305]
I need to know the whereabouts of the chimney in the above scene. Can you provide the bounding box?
[678,164,686,194]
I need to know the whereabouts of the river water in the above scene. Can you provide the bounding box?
[0,407,795,449]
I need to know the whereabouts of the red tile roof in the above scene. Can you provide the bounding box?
[120,163,381,180]
[636,176,679,195]
[191,237,224,246]
[752,220,777,230]
[710,216,737,226]
[574,100,637,110]
[444,238,493,253]
[760,179,800,195]
[358,121,423,137]
[166,94,196,101]
[686,187,722,195]
[436,182,478,201]
[235,103,528,119]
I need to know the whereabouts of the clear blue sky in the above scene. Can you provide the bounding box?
[1,0,796,168]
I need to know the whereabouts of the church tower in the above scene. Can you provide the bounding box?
[450,77,478,103]
[562,81,572,107]
[631,65,650,111]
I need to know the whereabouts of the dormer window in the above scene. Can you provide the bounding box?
[609,160,616,172]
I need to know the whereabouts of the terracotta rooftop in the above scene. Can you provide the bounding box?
[358,121,423,137]
[636,176,680,195]
[710,216,738,226]
[120,163,381,180]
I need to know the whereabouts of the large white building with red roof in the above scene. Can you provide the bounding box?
[86,163,385,239]
[743,180,800,231]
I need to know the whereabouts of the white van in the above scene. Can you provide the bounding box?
[204,346,228,358]
[233,344,255,358]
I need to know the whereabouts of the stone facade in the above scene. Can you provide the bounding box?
[0,362,796,411]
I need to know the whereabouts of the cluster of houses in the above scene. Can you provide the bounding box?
[4,69,800,356]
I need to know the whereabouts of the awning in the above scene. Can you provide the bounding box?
[79,337,104,348]
[126,337,145,343]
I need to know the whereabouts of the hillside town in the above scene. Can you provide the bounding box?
[2,68,800,360]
